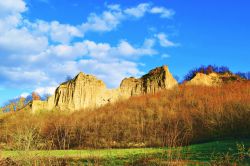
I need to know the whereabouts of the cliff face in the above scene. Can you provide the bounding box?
[186,73,222,86]
[33,65,178,112]
[120,66,178,98]
[53,72,112,111]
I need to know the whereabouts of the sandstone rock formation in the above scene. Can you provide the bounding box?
[51,72,120,111]
[120,66,178,98]
[186,73,222,86]
[31,65,178,112]
[186,72,244,86]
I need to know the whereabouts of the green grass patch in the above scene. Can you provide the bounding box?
[1,148,162,159]
[1,139,250,165]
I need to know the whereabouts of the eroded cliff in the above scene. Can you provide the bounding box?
[186,72,245,86]
[31,65,178,112]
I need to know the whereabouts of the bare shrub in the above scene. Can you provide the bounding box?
[0,82,249,150]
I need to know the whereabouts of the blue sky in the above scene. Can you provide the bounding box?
[0,0,249,106]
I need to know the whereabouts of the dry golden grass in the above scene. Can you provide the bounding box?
[0,81,249,150]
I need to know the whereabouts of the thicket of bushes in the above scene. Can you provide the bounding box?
[236,72,250,80]
[0,82,250,150]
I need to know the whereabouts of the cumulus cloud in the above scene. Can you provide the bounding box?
[0,15,22,32]
[124,3,150,18]
[80,3,175,34]
[0,28,48,55]
[77,59,143,87]
[81,11,124,33]
[21,2,175,45]
[35,86,56,96]
[106,4,121,11]
[50,42,87,59]
[0,38,156,89]
[124,3,174,19]
[43,39,156,61]
[0,0,26,18]
[25,20,83,44]
[0,0,177,101]
[0,66,49,88]
[150,7,175,18]
[20,92,30,98]
[155,33,177,47]
[81,3,174,34]
[49,21,83,43]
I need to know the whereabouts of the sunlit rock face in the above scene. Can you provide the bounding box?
[186,72,244,87]
[53,72,111,111]
[186,73,222,86]
[32,65,178,112]
[120,65,178,98]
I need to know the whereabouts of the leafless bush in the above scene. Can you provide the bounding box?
[0,82,249,150]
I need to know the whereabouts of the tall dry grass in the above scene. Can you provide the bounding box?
[0,82,249,150]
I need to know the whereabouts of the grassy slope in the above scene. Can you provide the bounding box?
[185,139,250,161]
[1,139,250,164]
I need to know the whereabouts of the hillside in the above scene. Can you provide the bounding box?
[0,69,249,165]
[1,81,249,150]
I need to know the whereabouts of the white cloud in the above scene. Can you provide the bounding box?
[25,20,83,43]
[124,3,150,18]
[107,4,121,11]
[0,37,156,89]
[124,3,174,19]
[50,42,87,59]
[81,3,175,34]
[82,40,111,59]
[0,66,49,87]
[143,38,155,48]
[0,0,177,101]
[45,39,156,61]
[77,59,143,87]
[0,15,22,32]
[49,21,83,43]
[155,33,177,47]
[82,39,156,59]
[17,3,175,45]
[0,0,27,18]
[0,28,48,55]
[35,86,56,96]
[20,92,29,98]
[150,7,175,18]
[81,10,124,33]
[116,41,137,56]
